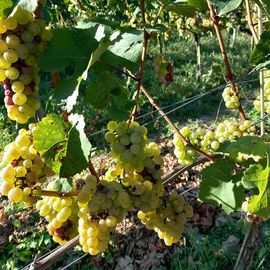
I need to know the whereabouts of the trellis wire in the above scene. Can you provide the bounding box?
[90,77,260,138]
[60,253,88,270]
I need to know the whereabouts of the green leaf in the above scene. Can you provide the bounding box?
[0,0,38,18]
[33,115,70,156]
[242,159,270,218]
[33,114,91,177]
[53,178,73,193]
[254,0,270,20]
[66,36,114,112]
[158,0,207,17]
[145,24,168,33]
[86,71,119,109]
[86,71,134,120]
[250,31,270,70]
[218,0,242,16]
[0,0,14,17]
[54,78,78,101]
[39,27,99,75]
[219,136,267,159]
[40,25,142,111]
[199,158,245,213]
[60,114,91,178]
[107,88,134,120]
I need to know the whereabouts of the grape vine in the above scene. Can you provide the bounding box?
[0,1,269,270]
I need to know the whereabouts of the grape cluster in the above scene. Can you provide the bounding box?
[78,175,132,255]
[222,84,240,109]
[105,121,148,171]
[0,124,53,204]
[36,181,79,245]
[173,119,255,165]
[138,192,193,246]
[0,7,51,123]
[253,79,270,114]
[105,166,164,212]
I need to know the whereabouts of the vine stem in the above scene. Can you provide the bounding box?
[88,158,100,181]
[207,1,247,122]
[245,0,259,44]
[99,59,138,81]
[130,10,150,121]
[139,0,146,24]
[28,236,80,270]
[32,189,80,198]
[139,83,214,162]
[233,220,262,270]
[153,6,164,25]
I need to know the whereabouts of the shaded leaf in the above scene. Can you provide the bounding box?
[1,0,38,18]
[54,78,78,101]
[53,178,73,193]
[219,136,267,159]
[33,115,70,156]
[60,114,91,178]
[199,158,245,213]
[86,71,134,120]
[254,0,270,19]
[158,0,207,17]
[250,31,270,70]
[242,159,270,218]
[218,0,242,16]
[33,114,91,177]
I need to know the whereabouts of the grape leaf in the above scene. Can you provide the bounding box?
[66,31,115,112]
[86,71,119,109]
[54,78,77,101]
[77,20,144,65]
[53,178,73,193]
[33,115,70,156]
[250,31,270,70]
[254,0,270,20]
[39,24,142,111]
[0,0,14,17]
[218,136,267,159]
[86,71,134,120]
[242,159,270,218]
[199,158,245,213]
[33,114,91,177]
[0,0,38,18]
[39,27,99,75]
[218,0,242,16]
[158,0,207,17]
[60,114,91,178]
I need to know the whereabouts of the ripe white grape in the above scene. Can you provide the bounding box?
[222,84,239,109]
[0,9,51,124]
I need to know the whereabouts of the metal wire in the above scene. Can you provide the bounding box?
[89,77,260,137]
[60,253,88,270]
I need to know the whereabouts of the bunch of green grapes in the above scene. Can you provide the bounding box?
[253,79,270,114]
[214,119,255,143]
[105,121,148,171]
[0,124,53,204]
[173,119,255,165]
[105,166,164,212]
[36,181,79,245]
[0,7,51,124]
[104,136,164,213]
[173,127,199,166]
[222,84,240,109]
[138,192,193,246]
[78,175,132,255]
